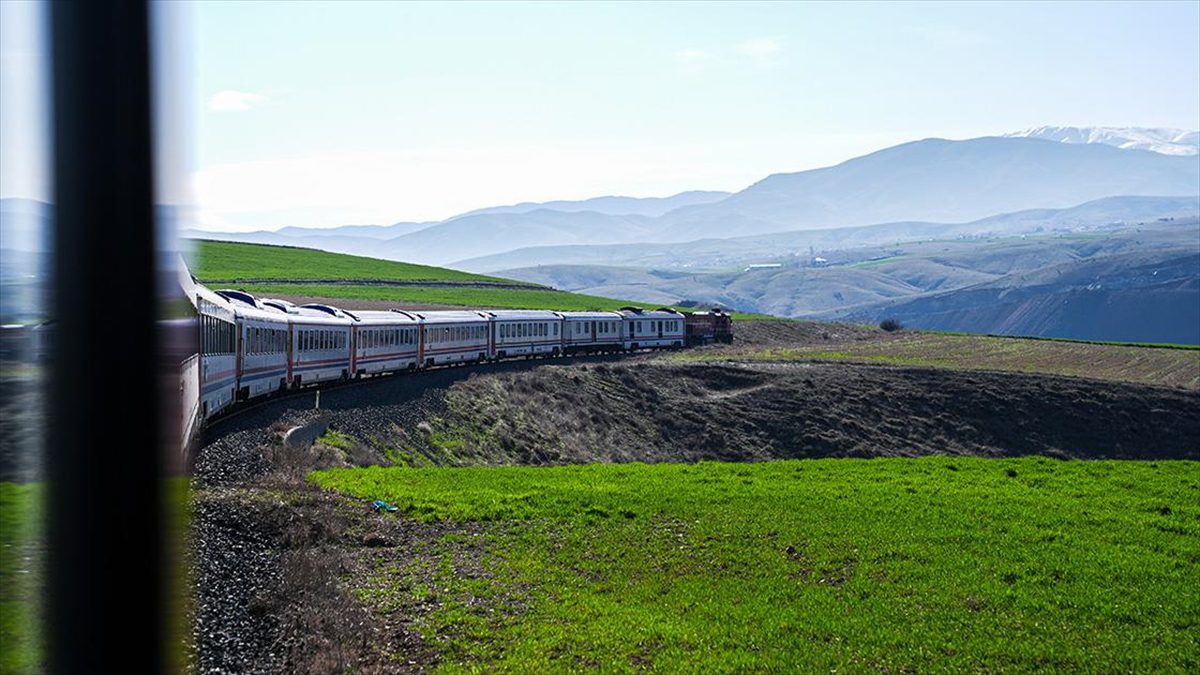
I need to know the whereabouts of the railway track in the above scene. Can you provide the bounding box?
[200,348,646,439]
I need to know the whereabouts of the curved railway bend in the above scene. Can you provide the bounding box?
[189,350,1200,673]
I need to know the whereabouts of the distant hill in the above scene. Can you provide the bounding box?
[188,240,684,314]
[450,190,731,219]
[376,210,662,266]
[1003,126,1199,156]
[824,250,1200,344]
[459,195,1200,272]
[653,137,1199,241]
[495,219,1200,343]
[0,198,52,253]
[183,136,1199,266]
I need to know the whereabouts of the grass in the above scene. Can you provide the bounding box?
[0,479,192,674]
[190,240,510,284]
[927,329,1200,350]
[191,240,762,316]
[680,331,1200,389]
[235,283,649,311]
[313,458,1200,672]
[0,482,43,674]
[235,283,752,318]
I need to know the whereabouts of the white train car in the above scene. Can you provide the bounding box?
[488,310,563,358]
[622,307,685,350]
[194,284,238,419]
[348,309,421,377]
[561,311,624,354]
[416,310,490,367]
[291,303,354,386]
[214,289,292,401]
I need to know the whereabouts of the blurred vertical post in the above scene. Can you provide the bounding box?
[47,0,163,672]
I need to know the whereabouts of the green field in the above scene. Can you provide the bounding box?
[682,331,1200,389]
[313,458,1200,672]
[0,483,42,674]
[190,240,511,284]
[190,240,753,315]
[236,283,663,312]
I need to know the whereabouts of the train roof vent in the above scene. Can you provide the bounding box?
[215,289,260,308]
[654,307,683,315]
[620,306,644,314]
[261,299,298,313]
[300,303,346,318]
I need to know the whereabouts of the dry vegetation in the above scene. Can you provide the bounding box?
[687,327,1200,390]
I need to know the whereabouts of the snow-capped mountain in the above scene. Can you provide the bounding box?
[1003,126,1199,156]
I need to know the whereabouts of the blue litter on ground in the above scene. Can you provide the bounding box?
[372,499,399,512]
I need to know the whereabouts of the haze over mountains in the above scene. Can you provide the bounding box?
[180,133,1198,267]
[5,127,1199,341]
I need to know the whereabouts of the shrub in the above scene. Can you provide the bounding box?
[880,318,904,332]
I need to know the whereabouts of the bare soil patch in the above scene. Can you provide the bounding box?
[402,361,1199,463]
[729,319,879,347]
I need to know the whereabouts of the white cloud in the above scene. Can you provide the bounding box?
[208,89,269,113]
[736,37,782,66]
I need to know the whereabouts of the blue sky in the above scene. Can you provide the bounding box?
[3,1,1198,231]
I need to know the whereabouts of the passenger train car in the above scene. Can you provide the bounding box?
[182,276,731,432]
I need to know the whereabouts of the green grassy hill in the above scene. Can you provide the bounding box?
[190,240,510,284]
[189,240,686,312]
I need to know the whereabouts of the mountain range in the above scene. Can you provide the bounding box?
[5,126,1199,341]
[179,133,1198,267]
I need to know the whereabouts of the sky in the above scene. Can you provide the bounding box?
[3,1,1199,232]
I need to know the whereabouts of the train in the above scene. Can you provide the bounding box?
[178,268,733,437]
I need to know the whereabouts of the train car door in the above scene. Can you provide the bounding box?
[286,322,294,384]
[235,319,244,383]
[349,325,358,375]
[591,320,597,342]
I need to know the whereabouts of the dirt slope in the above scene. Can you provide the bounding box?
[390,361,1199,464]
